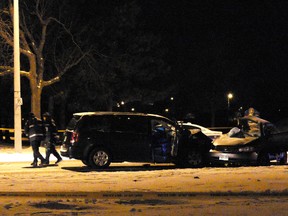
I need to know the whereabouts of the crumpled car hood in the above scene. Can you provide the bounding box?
[213,134,259,146]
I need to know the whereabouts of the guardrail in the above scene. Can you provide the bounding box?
[0,128,65,143]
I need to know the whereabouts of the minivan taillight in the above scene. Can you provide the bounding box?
[71,131,79,144]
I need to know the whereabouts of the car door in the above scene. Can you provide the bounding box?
[109,115,151,162]
[151,118,177,163]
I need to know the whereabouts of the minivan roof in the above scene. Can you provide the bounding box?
[73,111,173,121]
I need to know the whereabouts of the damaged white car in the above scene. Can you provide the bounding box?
[178,122,222,141]
[209,116,288,166]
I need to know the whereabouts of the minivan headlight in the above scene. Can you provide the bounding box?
[238,146,255,152]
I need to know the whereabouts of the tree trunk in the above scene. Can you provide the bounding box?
[30,80,42,118]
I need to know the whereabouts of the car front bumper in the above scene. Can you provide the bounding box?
[208,150,258,165]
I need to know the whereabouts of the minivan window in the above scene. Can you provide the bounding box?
[112,116,148,134]
[78,115,111,132]
[151,119,175,133]
[151,119,176,143]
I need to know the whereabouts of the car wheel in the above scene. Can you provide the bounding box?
[185,149,203,167]
[81,159,89,166]
[279,152,287,165]
[89,148,111,169]
[257,152,270,166]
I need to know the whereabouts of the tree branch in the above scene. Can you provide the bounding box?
[0,66,30,78]
[42,76,60,87]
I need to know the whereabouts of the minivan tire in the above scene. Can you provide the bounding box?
[175,149,203,168]
[89,148,111,169]
[186,149,203,167]
[81,159,89,166]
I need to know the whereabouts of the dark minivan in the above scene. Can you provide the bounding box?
[60,112,212,168]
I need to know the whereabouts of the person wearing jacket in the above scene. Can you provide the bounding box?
[24,112,46,167]
[42,112,62,165]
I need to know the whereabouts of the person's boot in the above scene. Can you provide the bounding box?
[55,158,63,164]
[39,159,46,167]
[31,159,37,166]
[31,162,37,167]
[44,159,49,165]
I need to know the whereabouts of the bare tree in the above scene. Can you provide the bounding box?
[63,1,172,113]
[0,0,87,118]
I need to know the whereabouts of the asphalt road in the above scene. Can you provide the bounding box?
[0,159,288,215]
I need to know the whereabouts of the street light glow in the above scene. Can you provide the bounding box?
[227,92,233,109]
[227,93,233,99]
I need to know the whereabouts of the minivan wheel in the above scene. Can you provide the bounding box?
[89,148,111,169]
[186,149,203,167]
[81,159,88,166]
[174,149,203,168]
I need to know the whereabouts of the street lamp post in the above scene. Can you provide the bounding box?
[13,0,22,152]
[227,93,233,109]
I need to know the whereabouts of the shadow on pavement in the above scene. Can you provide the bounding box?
[61,164,178,172]
[22,164,58,169]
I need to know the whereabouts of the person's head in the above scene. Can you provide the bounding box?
[248,107,255,116]
[43,112,51,121]
[28,112,35,119]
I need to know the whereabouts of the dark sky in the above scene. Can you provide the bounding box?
[139,1,288,121]
[2,0,288,125]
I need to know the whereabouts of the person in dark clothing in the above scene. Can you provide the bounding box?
[24,112,46,167]
[42,112,62,165]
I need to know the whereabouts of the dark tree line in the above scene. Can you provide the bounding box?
[2,0,288,129]
[0,0,173,128]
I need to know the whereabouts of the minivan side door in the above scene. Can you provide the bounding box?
[151,118,177,163]
[109,115,151,162]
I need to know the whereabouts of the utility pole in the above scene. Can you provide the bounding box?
[14,0,22,152]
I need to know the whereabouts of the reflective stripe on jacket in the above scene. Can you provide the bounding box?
[25,117,44,142]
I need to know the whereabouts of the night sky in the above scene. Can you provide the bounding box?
[139,1,288,122]
[1,0,288,126]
